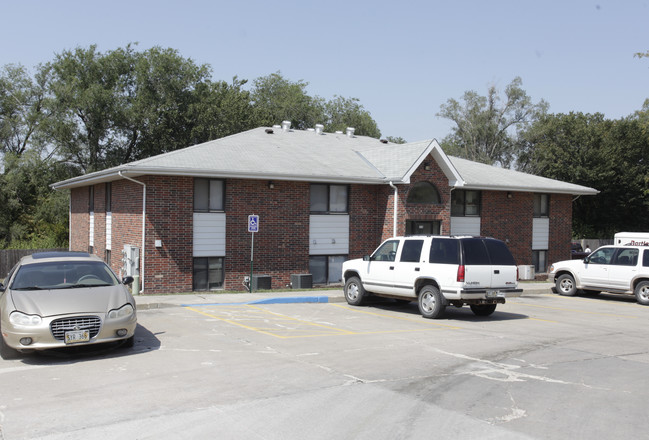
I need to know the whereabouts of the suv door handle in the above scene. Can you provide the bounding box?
[494,270,500,274]
[415,267,420,271]
[389,266,395,270]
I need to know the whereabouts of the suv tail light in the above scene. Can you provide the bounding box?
[517,266,519,281]
[457,265,465,282]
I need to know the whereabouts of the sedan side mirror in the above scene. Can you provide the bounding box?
[122,276,134,285]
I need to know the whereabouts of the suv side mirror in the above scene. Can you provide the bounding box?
[0,282,4,292]
[363,255,370,261]
[122,276,134,285]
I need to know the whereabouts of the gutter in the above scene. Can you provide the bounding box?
[118,172,146,294]
[389,181,398,237]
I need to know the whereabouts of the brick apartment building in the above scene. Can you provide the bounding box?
[53,123,598,294]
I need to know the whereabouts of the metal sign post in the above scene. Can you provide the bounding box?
[248,215,259,292]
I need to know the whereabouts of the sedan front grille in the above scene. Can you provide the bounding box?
[50,316,102,341]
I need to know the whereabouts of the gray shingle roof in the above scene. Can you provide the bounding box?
[52,126,598,195]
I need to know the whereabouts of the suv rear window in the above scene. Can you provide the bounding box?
[484,239,516,265]
[460,238,516,266]
[429,239,460,264]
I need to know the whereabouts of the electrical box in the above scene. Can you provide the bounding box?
[121,245,140,277]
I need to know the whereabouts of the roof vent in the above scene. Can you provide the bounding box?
[346,127,355,138]
[281,120,291,132]
[315,124,324,135]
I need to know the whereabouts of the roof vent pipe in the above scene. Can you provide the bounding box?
[315,124,324,135]
[346,127,355,138]
[281,121,291,131]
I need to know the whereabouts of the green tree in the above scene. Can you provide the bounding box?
[437,77,548,168]
[0,64,48,158]
[526,112,649,237]
[250,72,324,130]
[323,95,380,138]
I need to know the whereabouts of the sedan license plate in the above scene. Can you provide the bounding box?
[65,330,90,344]
[486,290,506,298]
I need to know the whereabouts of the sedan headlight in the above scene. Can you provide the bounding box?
[108,304,134,319]
[9,311,43,326]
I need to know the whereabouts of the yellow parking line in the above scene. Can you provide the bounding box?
[185,303,459,338]
[517,302,639,319]
[330,303,463,330]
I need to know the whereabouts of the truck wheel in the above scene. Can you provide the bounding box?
[418,285,445,319]
[556,274,577,296]
[634,281,649,305]
[344,276,367,306]
[470,304,497,316]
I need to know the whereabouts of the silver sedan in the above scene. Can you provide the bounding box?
[1,251,137,358]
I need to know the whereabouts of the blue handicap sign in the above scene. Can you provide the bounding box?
[248,215,259,233]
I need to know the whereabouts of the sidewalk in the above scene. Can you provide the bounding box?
[134,281,554,310]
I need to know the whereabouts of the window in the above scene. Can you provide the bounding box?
[451,190,481,216]
[105,182,111,212]
[407,182,441,204]
[461,238,490,265]
[406,220,440,236]
[400,240,424,263]
[533,250,548,273]
[612,248,639,266]
[105,249,111,266]
[309,255,345,284]
[194,179,224,212]
[370,240,400,262]
[534,194,549,217]
[644,250,649,268]
[587,248,616,265]
[484,240,516,265]
[429,239,460,264]
[310,184,348,213]
[193,257,224,290]
[89,186,94,212]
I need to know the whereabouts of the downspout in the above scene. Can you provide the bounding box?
[118,172,146,294]
[389,181,398,237]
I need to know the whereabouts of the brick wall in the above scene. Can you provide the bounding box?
[67,168,575,293]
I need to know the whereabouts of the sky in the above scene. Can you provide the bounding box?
[1,0,648,143]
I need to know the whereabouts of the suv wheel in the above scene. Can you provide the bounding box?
[418,285,445,319]
[344,276,367,306]
[634,281,649,306]
[556,274,577,296]
[470,304,497,316]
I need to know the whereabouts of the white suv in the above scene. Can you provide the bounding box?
[549,245,649,305]
[342,236,522,319]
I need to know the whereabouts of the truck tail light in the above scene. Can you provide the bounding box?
[457,265,465,282]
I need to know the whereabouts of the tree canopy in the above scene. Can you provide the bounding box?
[0,45,384,248]
[437,77,548,168]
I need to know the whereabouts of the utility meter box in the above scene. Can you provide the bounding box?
[121,245,140,277]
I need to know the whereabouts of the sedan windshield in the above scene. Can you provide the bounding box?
[10,261,119,290]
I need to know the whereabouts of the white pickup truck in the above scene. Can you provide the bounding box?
[342,236,522,319]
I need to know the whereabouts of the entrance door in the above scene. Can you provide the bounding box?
[406,220,440,236]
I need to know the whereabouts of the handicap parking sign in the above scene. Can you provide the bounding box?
[248,215,259,233]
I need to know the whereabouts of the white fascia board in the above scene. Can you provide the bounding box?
[457,183,599,195]
[52,167,389,189]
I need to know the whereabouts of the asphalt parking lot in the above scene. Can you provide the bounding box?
[2,283,648,439]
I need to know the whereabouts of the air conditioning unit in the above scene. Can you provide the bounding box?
[518,265,535,281]
[252,275,272,291]
[291,274,313,289]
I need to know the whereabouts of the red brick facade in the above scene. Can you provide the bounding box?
[68,160,574,293]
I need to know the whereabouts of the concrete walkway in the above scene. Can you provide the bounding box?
[134,281,555,310]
